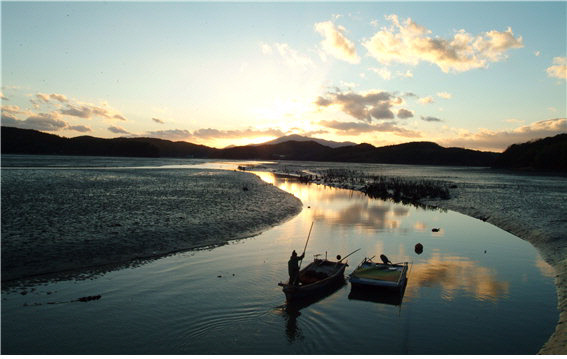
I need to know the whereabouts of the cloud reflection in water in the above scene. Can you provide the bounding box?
[406,250,510,302]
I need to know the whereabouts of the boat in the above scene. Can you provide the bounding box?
[279,258,348,302]
[349,257,408,290]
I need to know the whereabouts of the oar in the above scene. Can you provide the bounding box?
[337,248,361,264]
[298,221,314,268]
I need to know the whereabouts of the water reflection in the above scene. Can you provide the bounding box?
[348,282,407,306]
[280,279,346,343]
[253,171,414,232]
[406,250,510,302]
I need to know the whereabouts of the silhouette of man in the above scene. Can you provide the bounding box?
[288,250,305,286]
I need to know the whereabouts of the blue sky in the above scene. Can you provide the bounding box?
[2,1,566,151]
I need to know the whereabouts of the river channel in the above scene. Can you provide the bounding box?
[1,161,557,354]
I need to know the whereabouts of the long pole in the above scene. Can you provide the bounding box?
[298,221,314,268]
[338,248,361,263]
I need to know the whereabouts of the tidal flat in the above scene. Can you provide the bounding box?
[1,162,302,282]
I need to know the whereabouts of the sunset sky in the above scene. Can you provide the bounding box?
[2,1,566,151]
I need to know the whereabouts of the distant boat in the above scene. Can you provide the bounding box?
[279,258,348,302]
[349,257,408,290]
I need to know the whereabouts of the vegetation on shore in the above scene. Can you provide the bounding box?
[297,168,451,207]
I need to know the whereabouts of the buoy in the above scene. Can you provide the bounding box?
[432,228,440,232]
[415,243,424,255]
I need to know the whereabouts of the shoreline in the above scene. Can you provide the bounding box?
[422,195,566,355]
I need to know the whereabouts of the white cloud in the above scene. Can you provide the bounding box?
[418,96,434,104]
[315,21,360,64]
[439,118,567,151]
[363,14,523,73]
[370,67,392,80]
[274,43,314,68]
[546,57,567,79]
[437,92,452,99]
[36,93,68,103]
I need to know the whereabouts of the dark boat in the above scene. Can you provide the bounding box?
[279,258,348,302]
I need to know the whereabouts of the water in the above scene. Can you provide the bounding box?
[1,155,558,354]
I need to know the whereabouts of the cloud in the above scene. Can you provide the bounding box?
[68,125,92,133]
[108,125,130,134]
[144,129,192,141]
[547,57,567,79]
[319,119,422,138]
[141,127,285,142]
[439,118,567,151]
[152,117,165,124]
[36,93,68,103]
[1,105,24,116]
[315,89,405,122]
[363,14,523,73]
[191,127,284,139]
[0,92,8,100]
[370,67,392,80]
[421,116,442,122]
[437,92,452,99]
[397,108,414,119]
[418,96,434,104]
[4,112,68,131]
[315,21,360,64]
[261,42,314,68]
[60,103,127,121]
[60,105,91,118]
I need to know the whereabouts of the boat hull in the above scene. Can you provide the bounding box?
[281,259,347,302]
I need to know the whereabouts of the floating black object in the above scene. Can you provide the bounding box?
[432,228,440,232]
[415,243,424,255]
[336,255,342,260]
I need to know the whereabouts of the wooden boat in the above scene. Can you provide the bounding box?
[349,258,408,290]
[279,258,347,302]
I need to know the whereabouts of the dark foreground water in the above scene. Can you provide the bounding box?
[1,156,558,354]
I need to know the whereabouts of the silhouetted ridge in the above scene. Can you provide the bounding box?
[0,126,506,168]
[494,133,567,172]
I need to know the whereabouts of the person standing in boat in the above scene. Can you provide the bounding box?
[288,250,305,286]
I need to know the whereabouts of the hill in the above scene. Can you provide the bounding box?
[261,134,356,148]
[494,133,567,172]
[1,125,500,167]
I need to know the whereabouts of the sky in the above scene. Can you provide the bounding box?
[1,1,566,151]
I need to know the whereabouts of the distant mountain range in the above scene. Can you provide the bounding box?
[2,126,565,171]
[261,134,356,148]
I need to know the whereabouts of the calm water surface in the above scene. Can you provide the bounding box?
[1,157,558,354]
